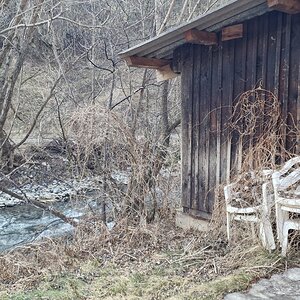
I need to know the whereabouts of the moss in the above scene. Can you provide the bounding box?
[185,273,253,300]
[5,275,87,300]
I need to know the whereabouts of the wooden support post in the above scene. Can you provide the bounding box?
[184,29,218,46]
[267,0,300,14]
[156,64,179,82]
[222,24,243,41]
[125,56,170,69]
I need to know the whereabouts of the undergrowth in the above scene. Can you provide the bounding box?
[1,87,300,299]
[1,214,299,300]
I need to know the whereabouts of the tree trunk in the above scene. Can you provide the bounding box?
[0,130,14,169]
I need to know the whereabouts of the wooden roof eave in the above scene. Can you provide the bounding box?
[119,0,270,63]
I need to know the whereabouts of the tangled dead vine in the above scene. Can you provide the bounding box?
[210,87,300,225]
[229,87,298,197]
[230,87,291,172]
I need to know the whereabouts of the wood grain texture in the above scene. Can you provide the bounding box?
[222,24,243,41]
[185,29,218,45]
[125,56,170,69]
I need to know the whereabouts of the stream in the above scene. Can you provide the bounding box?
[0,199,113,252]
[0,201,79,252]
[0,174,124,252]
[0,168,176,252]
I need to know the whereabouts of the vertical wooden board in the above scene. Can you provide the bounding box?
[198,45,210,212]
[249,18,259,89]
[233,22,248,172]
[205,47,214,213]
[249,18,260,164]
[261,15,269,88]
[191,44,201,211]
[279,14,291,152]
[274,13,283,101]
[231,22,247,175]
[226,41,235,183]
[229,39,238,179]
[225,42,234,184]
[188,44,195,210]
[266,12,279,94]
[273,13,285,163]
[288,14,300,154]
[180,44,194,209]
[220,41,233,185]
[245,18,254,91]
[216,43,223,189]
[279,15,293,151]
[197,46,206,212]
[263,13,278,164]
[258,14,269,145]
[243,18,256,166]
[256,15,264,84]
[255,14,269,88]
[208,46,219,213]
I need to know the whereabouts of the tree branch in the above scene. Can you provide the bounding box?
[0,185,78,227]
[12,74,62,150]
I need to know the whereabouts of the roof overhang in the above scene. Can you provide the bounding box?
[119,0,300,80]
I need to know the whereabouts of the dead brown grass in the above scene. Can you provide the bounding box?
[0,211,296,295]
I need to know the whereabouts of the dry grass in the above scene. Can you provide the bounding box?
[1,212,299,299]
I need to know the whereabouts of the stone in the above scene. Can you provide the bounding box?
[285,268,300,281]
[175,209,209,231]
[225,268,300,300]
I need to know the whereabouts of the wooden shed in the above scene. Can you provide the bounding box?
[120,0,300,222]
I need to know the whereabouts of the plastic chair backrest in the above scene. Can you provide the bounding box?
[272,157,300,191]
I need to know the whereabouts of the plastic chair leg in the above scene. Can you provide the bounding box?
[226,212,231,241]
[259,220,276,251]
[281,222,290,257]
[276,205,289,245]
[281,220,300,256]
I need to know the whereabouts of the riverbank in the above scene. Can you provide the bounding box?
[0,216,297,300]
[0,140,130,251]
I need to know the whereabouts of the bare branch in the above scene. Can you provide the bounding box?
[0,14,61,35]
[0,185,78,227]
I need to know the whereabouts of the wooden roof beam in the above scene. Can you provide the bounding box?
[267,0,300,14]
[222,24,243,41]
[125,56,170,69]
[184,29,218,46]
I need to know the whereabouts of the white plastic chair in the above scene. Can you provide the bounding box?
[224,171,276,251]
[272,156,300,256]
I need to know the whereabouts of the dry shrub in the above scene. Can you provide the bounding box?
[66,103,180,222]
[230,87,283,171]
[0,217,175,289]
[66,104,127,176]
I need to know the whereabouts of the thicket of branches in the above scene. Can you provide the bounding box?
[0,0,229,224]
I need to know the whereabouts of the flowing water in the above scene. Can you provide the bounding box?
[0,173,125,252]
[0,200,97,252]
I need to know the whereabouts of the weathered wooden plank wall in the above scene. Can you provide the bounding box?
[177,11,300,219]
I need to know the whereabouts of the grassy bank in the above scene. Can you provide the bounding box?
[1,216,295,300]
